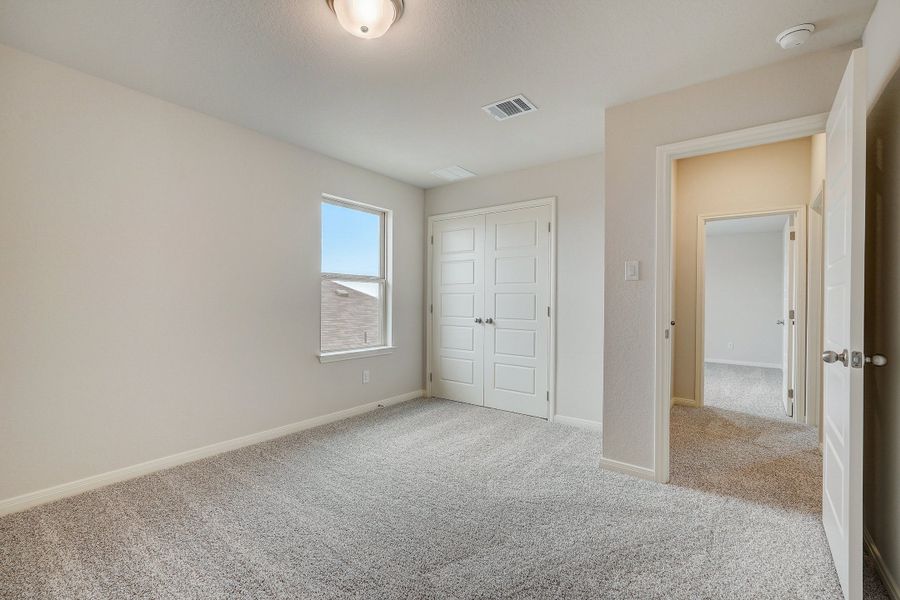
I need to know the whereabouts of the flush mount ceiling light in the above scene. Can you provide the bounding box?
[776,23,815,49]
[326,0,404,39]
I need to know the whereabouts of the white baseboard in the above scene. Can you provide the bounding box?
[865,529,900,600]
[672,396,699,408]
[599,456,658,481]
[552,415,602,432]
[0,389,424,517]
[705,358,782,369]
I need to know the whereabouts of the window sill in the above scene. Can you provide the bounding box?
[317,346,396,364]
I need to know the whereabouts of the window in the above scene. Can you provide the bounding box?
[319,196,391,360]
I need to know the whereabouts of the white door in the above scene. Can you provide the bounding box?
[782,220,795,417]
[432,214,485,406]
[822,48,866,600]
[483,206,552,418]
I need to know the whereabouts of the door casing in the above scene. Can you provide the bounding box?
[426,197,558,420]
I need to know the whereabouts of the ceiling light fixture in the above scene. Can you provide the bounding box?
[326,0,404,39]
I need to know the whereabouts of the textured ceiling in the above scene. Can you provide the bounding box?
[0,0,876,188]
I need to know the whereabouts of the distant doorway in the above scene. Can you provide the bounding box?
[699,211,802,421]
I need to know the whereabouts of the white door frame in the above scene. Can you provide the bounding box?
[654,113,827,483]
[425,197,558,419]
[694,206,808,425]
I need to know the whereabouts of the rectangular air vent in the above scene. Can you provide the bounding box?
[482,94,538,121]
[430,165,477,182]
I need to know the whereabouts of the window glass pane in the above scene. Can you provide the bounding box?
[320,280,383,352]
[321,202,381,276]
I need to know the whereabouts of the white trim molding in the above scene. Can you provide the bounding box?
[0,390,424,516]
[653,112,828,483]
[318,346,396,363]
[865,529,900,600]
[672,397,699,408]
[553,415,602,432]
[599,457,658,481]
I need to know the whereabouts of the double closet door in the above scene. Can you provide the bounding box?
[431,204,551,418]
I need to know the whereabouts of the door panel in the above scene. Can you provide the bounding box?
[822,48,866,600]
[432,215,485,406]
[483,206,551,418]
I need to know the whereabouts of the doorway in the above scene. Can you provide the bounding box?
[425,198,556,419]
[697,210,805,422]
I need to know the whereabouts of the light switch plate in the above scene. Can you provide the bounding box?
[625,260,640,281]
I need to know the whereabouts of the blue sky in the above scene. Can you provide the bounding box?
[321,202,381,276]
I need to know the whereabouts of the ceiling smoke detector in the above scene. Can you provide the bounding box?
[776,24,815,49]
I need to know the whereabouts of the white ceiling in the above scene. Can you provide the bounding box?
[0,0,875,188]
[707,214,790,236]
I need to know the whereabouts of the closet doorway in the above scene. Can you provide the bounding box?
[426,199,556,418]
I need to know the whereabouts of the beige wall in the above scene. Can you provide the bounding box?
[864,62,900,594]
[425,155,604,424]
[0,44,425,502]
[808,133,826,438]
[603,45,853,470]
[672,138,812,401]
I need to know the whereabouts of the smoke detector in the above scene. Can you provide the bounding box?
[776,24,815,49]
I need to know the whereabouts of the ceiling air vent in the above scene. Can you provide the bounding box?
[482,94,538,121]
[430,165,477,182]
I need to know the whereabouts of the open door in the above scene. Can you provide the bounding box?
[821,48,866,600]
[782,218,796,417]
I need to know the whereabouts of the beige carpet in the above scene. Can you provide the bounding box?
[0,390,890,598]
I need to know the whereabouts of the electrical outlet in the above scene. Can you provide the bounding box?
[362,369,370,384]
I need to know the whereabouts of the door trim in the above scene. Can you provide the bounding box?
[426,197,558,420]
[653,112,828,483]
[694,206,808,426]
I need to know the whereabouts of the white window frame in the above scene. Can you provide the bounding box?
[318,193,394,363]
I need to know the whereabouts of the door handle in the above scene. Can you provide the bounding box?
[485,318,494,324]
[776,320,785,325]
[822,349,848,366]
[474,318,483,324]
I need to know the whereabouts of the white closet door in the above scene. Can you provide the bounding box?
[432,215,485,406]
[483,206,551,418]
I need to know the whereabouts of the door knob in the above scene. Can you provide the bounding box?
[865,354,888,367]
[822,349,848,366]
[474,318,483,324]
[485,318,494,324]
[777,319,785,325]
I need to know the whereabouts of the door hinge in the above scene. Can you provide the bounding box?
[548,222,551,233]
[429,373,432,382]
[790,230,796,241]
[547,306,551,317]
[430,235,433,245]
[788,388,794,399]
[429,304,433,314]
[546,391,550,402]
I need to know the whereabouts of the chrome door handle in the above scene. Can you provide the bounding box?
[474,318,483,324]
[866,354,888,367]
[776,320,785,325]
[485,318,494,324]
[822,349,848,366]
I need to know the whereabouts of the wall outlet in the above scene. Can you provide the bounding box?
[362,369,370,384]
[625,260,640,281]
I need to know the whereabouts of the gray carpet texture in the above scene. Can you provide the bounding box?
[0,381,891,598]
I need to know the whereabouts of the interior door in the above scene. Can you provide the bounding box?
[782,220,795,417]
[822,48,866,600]
[432,215,485,406]
[483,206,551,418]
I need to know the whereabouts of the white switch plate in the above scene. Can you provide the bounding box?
[625,260,640,281]
[362,369,370,384]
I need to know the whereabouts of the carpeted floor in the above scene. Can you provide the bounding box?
[703,362,789,420]
[0,393,890,598]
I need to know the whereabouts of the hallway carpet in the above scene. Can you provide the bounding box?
[0,397,890,599]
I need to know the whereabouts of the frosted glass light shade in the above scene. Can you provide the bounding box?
[330,0,402,39]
